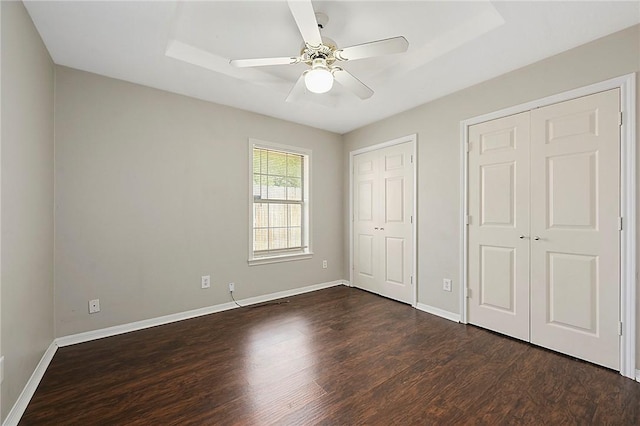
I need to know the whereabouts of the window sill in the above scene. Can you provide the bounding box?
[248,252,314,266]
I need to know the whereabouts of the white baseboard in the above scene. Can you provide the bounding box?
[57,279,347,347]
[416,303,461,323]
[3,342,58,426]
[636,369,640,382]
[56,301,236,347]
[231,279,348,308]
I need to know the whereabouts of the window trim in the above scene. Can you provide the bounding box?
[248,139,312,265]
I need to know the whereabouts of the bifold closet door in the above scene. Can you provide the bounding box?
[353,142,414,304]
[530,89,620,370]
[468,112,531,341]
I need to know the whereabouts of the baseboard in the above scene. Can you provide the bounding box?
[57,279,348,347]
[231,279,348,307]
[3,342,58,426]
[416,303,461,323]
[636,369,640,382]
[55,301,236,347]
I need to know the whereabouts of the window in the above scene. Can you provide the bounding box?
[249,140,311,264]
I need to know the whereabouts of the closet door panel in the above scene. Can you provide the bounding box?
[353,150,381,294]
[379,142,414,304]
[468,112,530,341]
[530,89,620,369]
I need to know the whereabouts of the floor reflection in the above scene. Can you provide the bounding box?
[242,315,325,424]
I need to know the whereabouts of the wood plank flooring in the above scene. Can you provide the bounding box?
[20,286,640,425]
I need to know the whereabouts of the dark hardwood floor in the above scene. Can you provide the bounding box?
[20,286,640,425]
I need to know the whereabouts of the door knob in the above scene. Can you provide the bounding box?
[534,236,541,241]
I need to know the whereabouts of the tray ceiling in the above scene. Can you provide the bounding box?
[24,1,640,133]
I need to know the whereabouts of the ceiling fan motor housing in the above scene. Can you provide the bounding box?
[300,36,337,65]
[297,13,336,64]
[303,43,335,63]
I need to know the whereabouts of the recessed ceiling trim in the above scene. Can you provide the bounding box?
[165,40,288,88]
[372,4,505,83]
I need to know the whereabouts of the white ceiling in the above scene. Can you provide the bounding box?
[24,1,640,134]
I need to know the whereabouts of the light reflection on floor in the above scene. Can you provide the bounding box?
[242,315,325,423]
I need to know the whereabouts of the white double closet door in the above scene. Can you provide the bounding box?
[353,141,414,304]
[468,89,621,369]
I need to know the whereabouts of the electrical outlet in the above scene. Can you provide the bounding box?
[322,260,328,269]
[229,282,235,292]
[89,299,100,314]
[201,275,211,289]
[443,279,452,292]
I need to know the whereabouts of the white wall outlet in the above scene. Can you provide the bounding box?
[322,260,328,269]
[229,282,235,292]
[443,279,452,292]
[201,275,211,289]
[0,356,4,384]
[89,299,100,314]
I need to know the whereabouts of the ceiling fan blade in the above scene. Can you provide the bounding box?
[285,73,307,103]
[230,57,298,68]
[287,0,322,47]
[333,68,374,100]
[335,36,409,61]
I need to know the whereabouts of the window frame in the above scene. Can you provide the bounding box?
[248,139,312,265]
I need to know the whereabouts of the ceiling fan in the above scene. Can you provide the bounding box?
[229,0,409,101]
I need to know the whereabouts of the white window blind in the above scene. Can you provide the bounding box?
[252,146,307,256]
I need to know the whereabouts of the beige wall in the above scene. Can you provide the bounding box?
[54,66,344,337]
[1,1,55,421]
[343,25,640,365]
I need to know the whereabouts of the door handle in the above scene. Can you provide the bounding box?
[374,227,379,230]
[519,235,526,239]
[380,227,384,230]
[534,236,541,241]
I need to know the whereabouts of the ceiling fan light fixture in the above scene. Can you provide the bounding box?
[304,58,333,94]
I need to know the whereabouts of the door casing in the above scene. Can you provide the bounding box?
[349,134,418,307]
[460,73,637,379]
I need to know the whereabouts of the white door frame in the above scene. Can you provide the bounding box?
[349,134,418,307]
[0,2,3,413]
[460,73,637,379]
